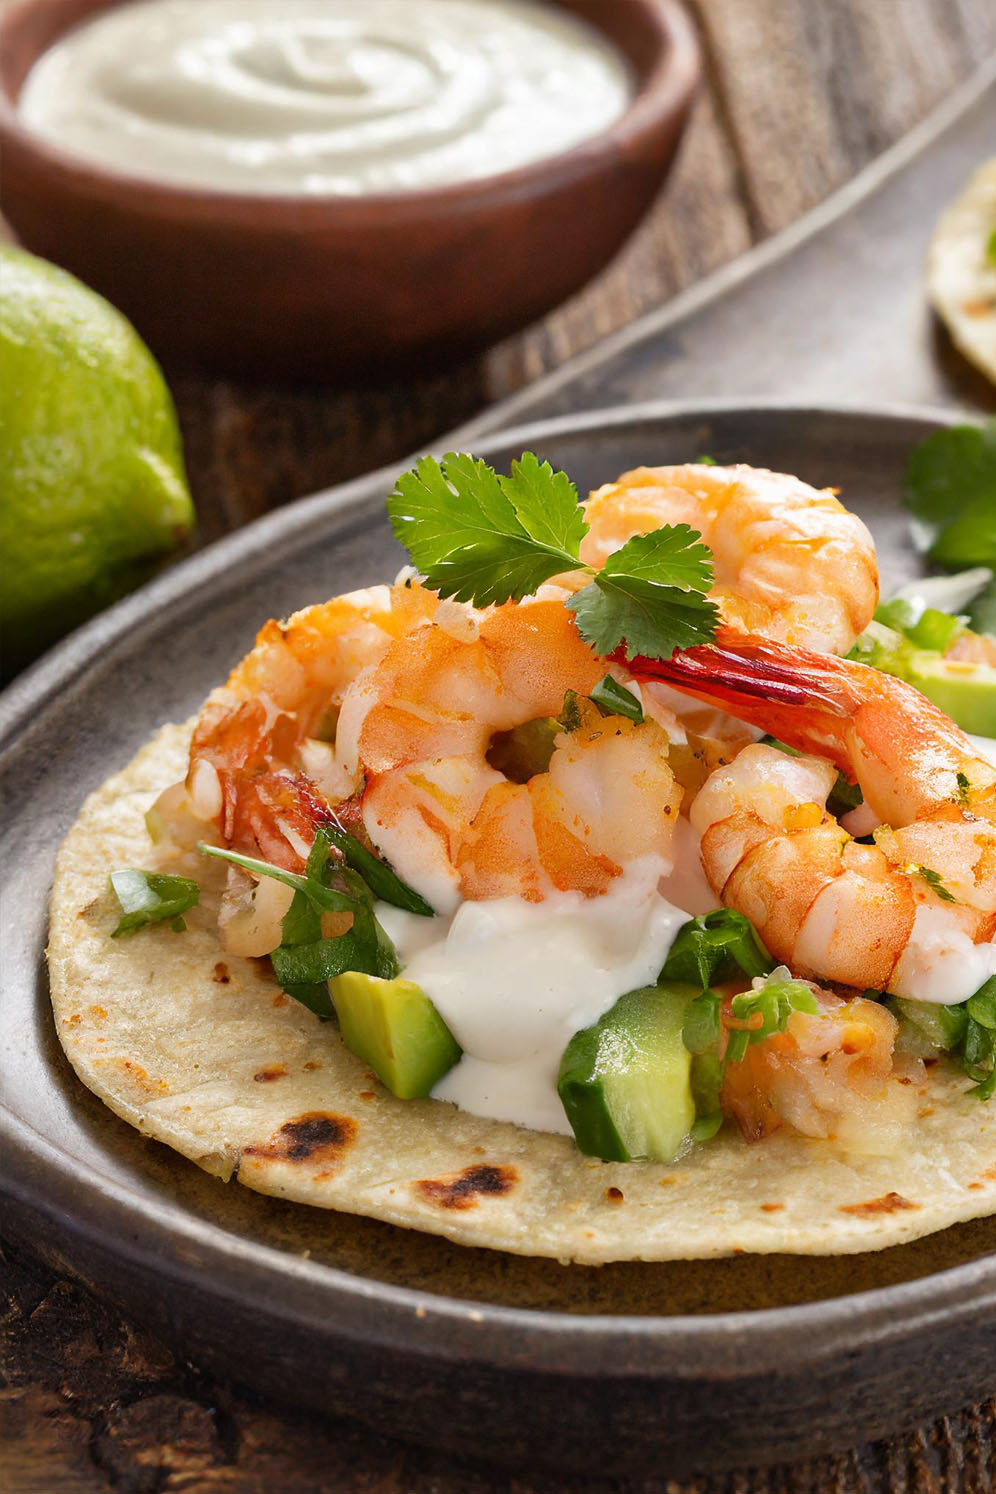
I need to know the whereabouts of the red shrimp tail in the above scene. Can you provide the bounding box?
[623,636,860,773]
[227,771,337,872]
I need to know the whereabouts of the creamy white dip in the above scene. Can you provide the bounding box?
[19,0,632,196]
[378,858,688,1134]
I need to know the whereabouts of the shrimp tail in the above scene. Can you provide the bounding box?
[625,636,859,775]
[627,634,975,782]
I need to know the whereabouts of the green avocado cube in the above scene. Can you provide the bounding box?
[329,972,461,1099]
[905,652,996,737]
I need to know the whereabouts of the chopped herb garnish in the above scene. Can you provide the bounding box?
[988,226,996,268]
[690,1112,724,1142]
[662,908,773,989]
[590,674,644,722]
[682,990,723,1054]
[696,454,718,466]
[827,773,863,818]
[558,689,584,734]
[388,452,719,660]
[905,421,996,570]
[324,813,434,916]
[198,842,359,915]
[109,869,199,937]
[906,864,957,903]
[968,575,996,635]
[956,771,971,805]
[198,830,405,1020]
[963,978,996,1100]
[967,975,996,1030]
[725,980,820,1064]
[889,977,996,1102]
[761,735,864,818]
[666,910,777,1135]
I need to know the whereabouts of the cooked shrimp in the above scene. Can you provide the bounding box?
[170,581,683,919]
[164,582,439,859]
[570,463,878,654]
[720,979,919,1154]
[635,637,996,1000]
[353,601,682,910]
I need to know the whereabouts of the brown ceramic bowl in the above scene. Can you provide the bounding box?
[0,0,699,380]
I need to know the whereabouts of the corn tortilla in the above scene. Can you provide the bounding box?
[927,157,996,384]
[47,722,996,1263]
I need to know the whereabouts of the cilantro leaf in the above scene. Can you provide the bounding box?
[109,869,199,937]
[500,451,589,558]
[325,813,434,916]
[387,451,720,661]
[905,422,996,569]
[568,580,717,659]
[988,226,996,268]
[568,526,717,660]
[198,842,359,916]
[663,909,773,989]
[387,452,584,606]
[968,576,996,635]
[209,833,402,1020]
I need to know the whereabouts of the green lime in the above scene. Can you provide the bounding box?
[0,245,195,674]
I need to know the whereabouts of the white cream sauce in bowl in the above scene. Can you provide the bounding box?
[18,0,633,196]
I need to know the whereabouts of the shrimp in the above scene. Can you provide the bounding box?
[351,600,682,910]
[168,582,440,859]
[570,463,878,655]
[720,979,919,1153]
[169,580,683,926]
[634,637,996,1000]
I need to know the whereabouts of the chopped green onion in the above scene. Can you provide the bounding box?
[681,990,722,1055]
[590,674,644,722]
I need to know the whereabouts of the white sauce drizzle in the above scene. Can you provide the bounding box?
[891,905,996,1004]
[19,0,632,196]
[378,858,688,1134]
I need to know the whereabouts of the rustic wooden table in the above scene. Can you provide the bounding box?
[4,2,996,1489]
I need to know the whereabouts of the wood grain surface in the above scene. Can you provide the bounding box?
[5,1,996,1489]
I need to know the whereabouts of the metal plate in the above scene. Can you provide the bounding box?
[3,401,995,1478]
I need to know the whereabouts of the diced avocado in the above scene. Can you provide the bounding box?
[904,652,996,736]
[850,621,996,735]
[329,972,461,1099]
[557,982,698,1163]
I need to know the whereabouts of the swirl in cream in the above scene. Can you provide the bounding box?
[19,0,633,195]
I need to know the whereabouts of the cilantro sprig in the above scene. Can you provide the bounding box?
[199,827,431,1020]
[905,421,996,570]
[388,452,719,660]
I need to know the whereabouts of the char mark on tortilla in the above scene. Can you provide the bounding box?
[416,1164,518,1211]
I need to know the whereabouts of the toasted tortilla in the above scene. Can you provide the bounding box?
[48,723,996,1262]
[927,157,996,384]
